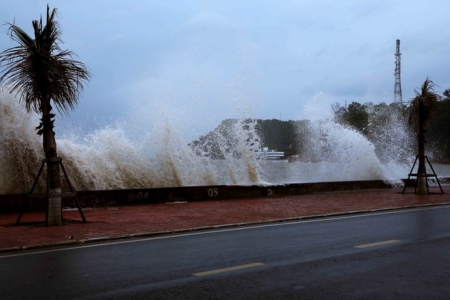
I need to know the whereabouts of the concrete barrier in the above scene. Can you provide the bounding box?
[0,178,448,214]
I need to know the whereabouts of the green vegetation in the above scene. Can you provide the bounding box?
[254,119,303,157]
[333,101,370,135]
[332,100,414,163]
[191,86,450,164]
[427,89,450,162]
[189,119,302,159]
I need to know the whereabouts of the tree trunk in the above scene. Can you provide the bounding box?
[417,109,427,195]
[41,97,62,226]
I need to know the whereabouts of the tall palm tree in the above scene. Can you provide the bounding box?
[408,78,440,194]
[0,5,90,225]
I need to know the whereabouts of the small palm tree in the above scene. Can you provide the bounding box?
[408,78,440,194]
[0,5,90,225]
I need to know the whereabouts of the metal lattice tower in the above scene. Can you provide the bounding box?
[394,39,403,104]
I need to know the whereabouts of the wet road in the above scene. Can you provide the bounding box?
[1,206,450,299]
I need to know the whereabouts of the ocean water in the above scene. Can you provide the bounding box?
[1,88,448,194]
[259,160,450,185]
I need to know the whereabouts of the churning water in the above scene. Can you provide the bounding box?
[1,88,448,194]
[0,89,262,193]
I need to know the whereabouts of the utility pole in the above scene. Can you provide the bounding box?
[394,39,403,105]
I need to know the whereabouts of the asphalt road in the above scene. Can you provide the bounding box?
[1,206,450,299]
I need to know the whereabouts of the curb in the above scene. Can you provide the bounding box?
[5,178,448,214]
[1,201,449,254]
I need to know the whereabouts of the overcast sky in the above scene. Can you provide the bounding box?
[1,0,450,138]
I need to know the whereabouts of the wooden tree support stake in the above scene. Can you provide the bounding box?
[402,155,444,194]
[16,157,87,225]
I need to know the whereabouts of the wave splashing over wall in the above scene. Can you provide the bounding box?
[0,89,262,193]
[285,118,413,184]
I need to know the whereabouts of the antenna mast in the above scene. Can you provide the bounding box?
[394,39,403,104]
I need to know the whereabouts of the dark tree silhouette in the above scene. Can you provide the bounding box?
[0,5,90,225]
[408,78,440,194]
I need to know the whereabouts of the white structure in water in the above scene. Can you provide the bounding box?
[257,147,285,160]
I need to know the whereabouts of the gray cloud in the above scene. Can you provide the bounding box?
[1,0,450,137]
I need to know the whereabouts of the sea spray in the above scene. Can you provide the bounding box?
[189,118,262,185]
[289,117,413,184]
[0,89,43,193]
[2,85,423,192]
[224,118,261,184]
[150,113,219,187]
[0,88,263,193]
[365,103,415,164]
[300,119,387,179]
[57,127,159,190]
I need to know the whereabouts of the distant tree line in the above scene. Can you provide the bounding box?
[190,90,450,162]
[332,89,450,163]
[427,89,450,162]
[254,119,304,157]
[189,119,302,159]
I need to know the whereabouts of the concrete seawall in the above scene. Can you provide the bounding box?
[1,178,448,214]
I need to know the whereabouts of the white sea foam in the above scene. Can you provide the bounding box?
[0,88,262,193]
[279,118,414,185]
[1,87,444,194]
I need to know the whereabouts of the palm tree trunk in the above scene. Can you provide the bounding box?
[417,109,427,195]
[41,96,62,226]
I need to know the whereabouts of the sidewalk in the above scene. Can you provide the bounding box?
[1,187,449,252]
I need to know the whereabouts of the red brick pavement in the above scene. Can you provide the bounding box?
[1,187,449,252]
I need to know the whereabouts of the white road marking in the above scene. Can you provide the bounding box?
[1,205,449,258]
[355,240,401,249]
[193,263,264,276]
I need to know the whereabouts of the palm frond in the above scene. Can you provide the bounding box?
[7,24,34,48]
[408,78,440,133]
[0,5,90,115]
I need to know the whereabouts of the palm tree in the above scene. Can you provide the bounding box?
[0,5,90,225]
[408,78,440,194]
